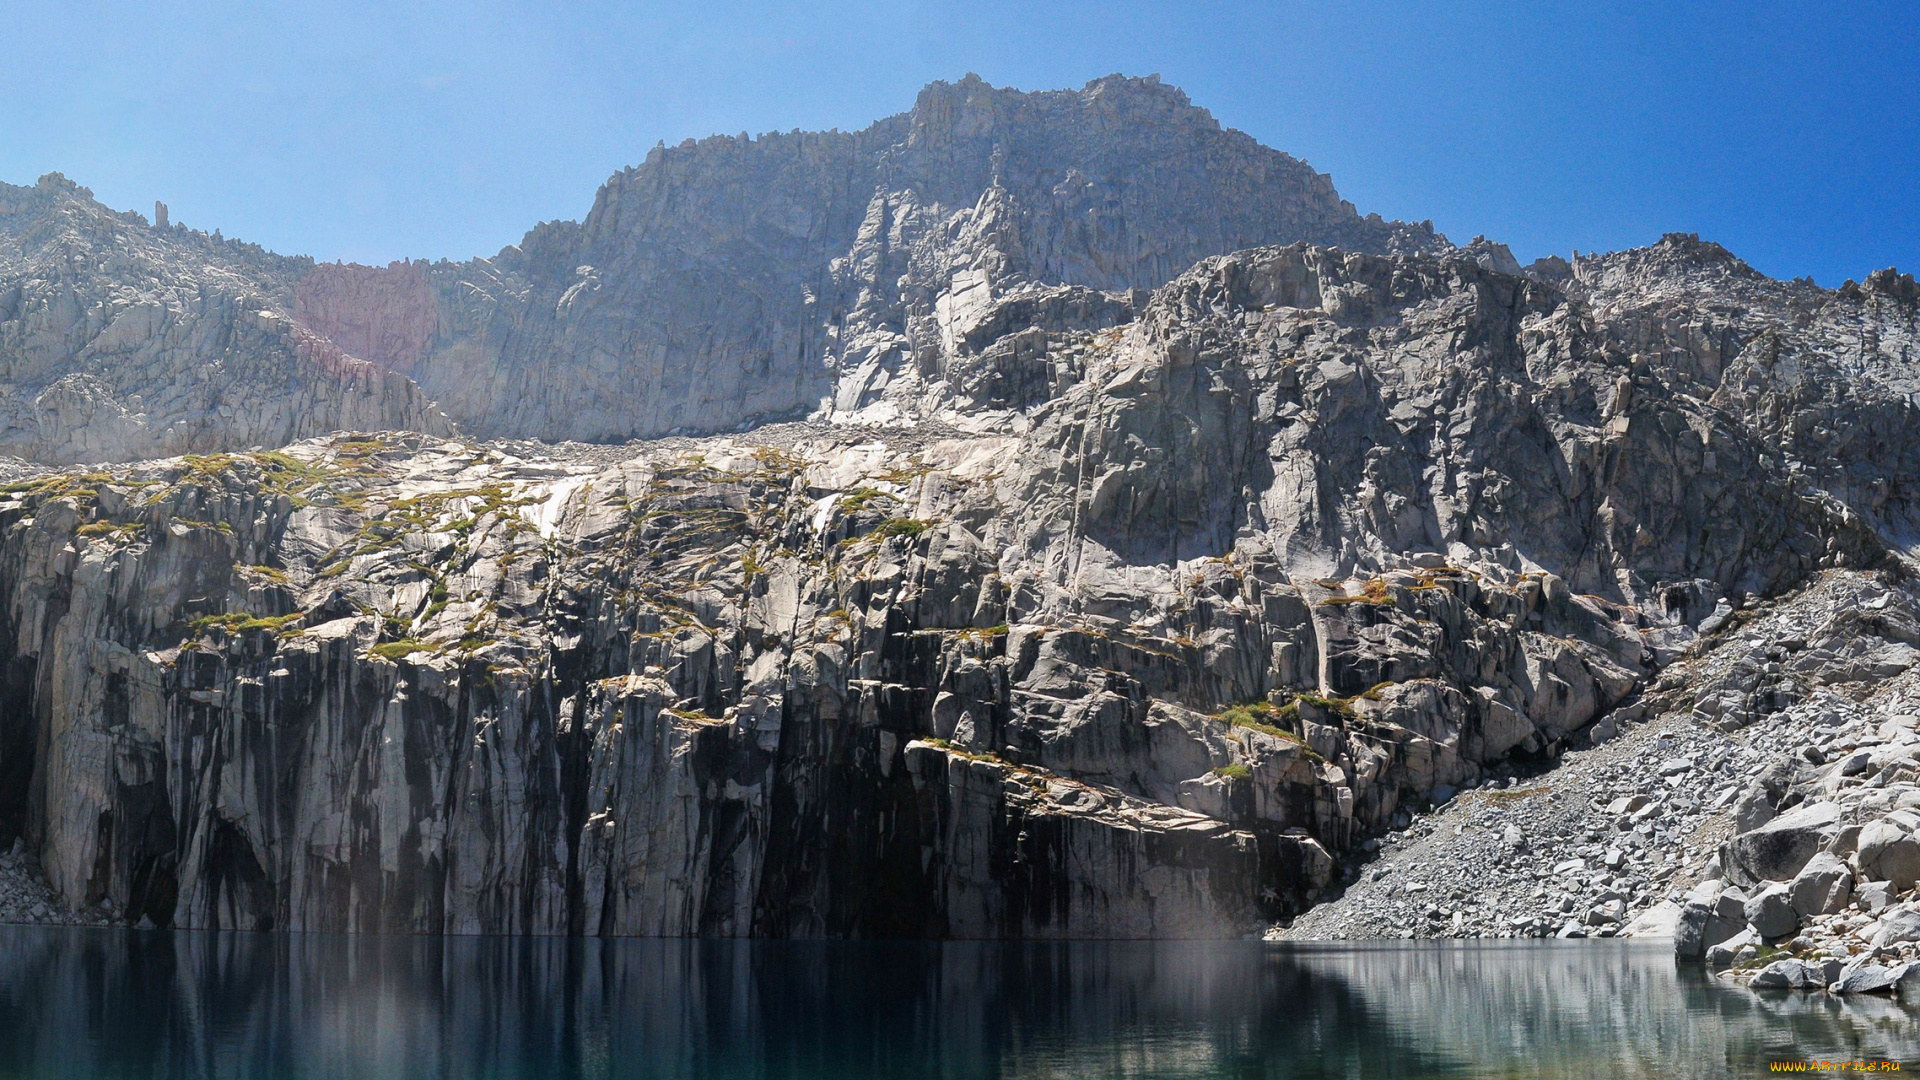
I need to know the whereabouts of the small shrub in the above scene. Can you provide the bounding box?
[838,486,891,513]
[1212,763,1252,781]
[1217,701,1280,731]
[1359,680,1395,702]
[870,517,929,542]
[370,640,430,660]
[1319,578,1394,606]
[1295,691,1355,717]
[1213,700,1324,762]
[189,611,303,635]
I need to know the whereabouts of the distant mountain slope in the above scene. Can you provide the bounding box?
[0,175,451,463]
[406,73,1444,442]
[0,75,1444,459]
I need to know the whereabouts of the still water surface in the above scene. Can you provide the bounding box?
[0,928,1912,1079]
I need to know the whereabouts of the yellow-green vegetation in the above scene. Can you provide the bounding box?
[1478,785,1550,804]
[172,518,233,534]
[1732,944,1790,972]
[608,447,928,661]
[244,564,290,584]
[174,449,379,512]
[312,481,538,591]
[837,486,892,514]
[1213,698,1322,761]
[1296,690,1356,717]
[1,475,74,497]
[919,736,1009,765]
[1319,577,1394,605]
[1357,681,1395,702]
[870,517,928,541]
[330,438,395,462]
[1405,567,1467,591]
[871,461,932,484]
[1216,699,1291,736]
[370,640,432,660]
[0,470,119,503]
[665,707,718,721]
[76,520,141,540]
[1212,763,1252,781]
[1046,619,1187,661]
[749,445,804,473]
[189,611,304,635]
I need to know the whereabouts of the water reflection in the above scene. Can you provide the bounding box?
[0,928,1909,1079]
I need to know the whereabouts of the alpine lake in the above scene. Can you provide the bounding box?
[0,927,1914,1078]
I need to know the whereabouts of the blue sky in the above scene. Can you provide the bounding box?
[3,1,1914,284]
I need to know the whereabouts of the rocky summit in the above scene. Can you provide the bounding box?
[0,76,1916,953]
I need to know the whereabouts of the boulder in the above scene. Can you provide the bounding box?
[1830,962,1908,995]
[1585,899,1627,926]
[1705,928,1756,970]
[1826,823,1862,859]
[1743,882,1799,940]
[1870,905,1920,948]
[1857,881,1898,913]
[1852,820,1920,891]
[1675,881,1745,959]
[1720,801,1843,886]
[1787,851,1854,919]
[1733,789,1776,833]
[1622,900,1681,938]
[1750,958,1821,989]
[1608,794,1652,816]
[1836,749,1874,777]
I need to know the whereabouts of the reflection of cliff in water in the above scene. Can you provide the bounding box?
[1288,941,1920,1079]
[0,930,1912,1080]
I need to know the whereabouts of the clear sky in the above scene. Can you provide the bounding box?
[3,1,1914,284]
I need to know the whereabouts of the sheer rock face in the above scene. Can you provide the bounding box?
[0,435,1315,937]
[0,81,1917,940]
[0,229,1905,938]
[406,74,1441,442]
[0,176,454,464]
[0,76,1445,460]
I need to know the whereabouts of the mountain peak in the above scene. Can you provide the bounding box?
[3,75,1450,455]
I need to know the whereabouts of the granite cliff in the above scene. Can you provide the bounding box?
[1,75,1439,460]
[0,77,1916,944]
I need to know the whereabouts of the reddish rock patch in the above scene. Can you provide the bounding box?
[294,260,439,374]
